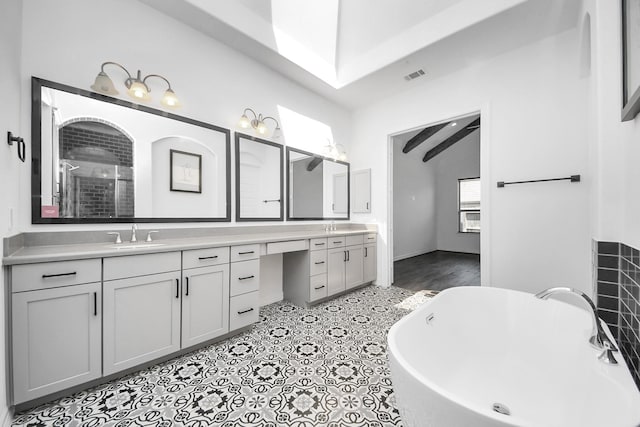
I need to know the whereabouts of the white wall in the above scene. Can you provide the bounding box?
[351,26,591,295]
[19,0,352,232]
[0,0,22,422]
[392,137,437,260]
[587,0,640,249]
[434,131,480,254]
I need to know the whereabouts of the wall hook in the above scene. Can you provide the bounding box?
[7,131,26,162]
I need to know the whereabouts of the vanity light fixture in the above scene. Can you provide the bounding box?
[91,61,181,108]
[238,108,281,139]
[324,140,347,162]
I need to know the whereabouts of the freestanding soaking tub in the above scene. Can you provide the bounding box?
[387,286,640,427]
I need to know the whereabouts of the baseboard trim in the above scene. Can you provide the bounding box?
[393,250,436,262]
[394,249,479,262]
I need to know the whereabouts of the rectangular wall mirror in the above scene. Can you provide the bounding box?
[32,77,231,223]
[235,133,283,221]
[286,147,349,220]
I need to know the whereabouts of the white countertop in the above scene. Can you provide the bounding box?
[3,229,374,265]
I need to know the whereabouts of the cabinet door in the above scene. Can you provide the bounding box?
[345,245,364,290]
[103,272,181,376]
[12,282,101,404]
[352,169,371,213]
[327,247,346,296]
[363,243,377,283]
[182,265,229,348]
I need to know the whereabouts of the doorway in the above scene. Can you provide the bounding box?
[389,112,481,291]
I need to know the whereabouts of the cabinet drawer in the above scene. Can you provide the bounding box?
[309,250,327,276]
[309,273,328,302]
[230,244,260,262]
[310,238,328,251]
[230,259,260,297]
[183,246,229,269]
[230,291,259,330]
[327,236,346,249]
[12,259,101,293]
[365,233,377,243]
[104,252,181,281]
[346,234,364,246]
[266,239,308,254]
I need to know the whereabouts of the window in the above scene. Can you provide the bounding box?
[458,178,480,233]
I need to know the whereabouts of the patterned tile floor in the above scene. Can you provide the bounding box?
[13,285,432,427]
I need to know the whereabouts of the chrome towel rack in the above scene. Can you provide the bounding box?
[497,174,580,188]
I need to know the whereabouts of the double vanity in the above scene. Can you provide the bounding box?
[3,225,376,408]
[5,76,377,410]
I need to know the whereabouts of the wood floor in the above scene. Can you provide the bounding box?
[393,250,480,291]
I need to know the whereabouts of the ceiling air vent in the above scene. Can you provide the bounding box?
[404,69,426,81]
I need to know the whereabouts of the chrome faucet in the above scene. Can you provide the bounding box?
[535,287,618,364]
[130,224,138,243]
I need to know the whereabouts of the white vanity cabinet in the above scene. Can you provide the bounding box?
[284,233,374,305]
[229,245,260,330]
[102,253,182,376]
[11,259,102,404]
[363,234,377,284]
[328,235,365,294]
[182,247,230,348]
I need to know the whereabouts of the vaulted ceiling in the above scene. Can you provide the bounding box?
[397,113,480,162]
[140,0,582,109]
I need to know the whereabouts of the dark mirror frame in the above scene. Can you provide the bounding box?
[31,77,231,224]
[286,146,350,221]
[622,0,640,121]
[234,132,284,222]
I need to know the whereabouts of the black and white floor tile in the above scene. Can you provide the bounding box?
[13,285,431,427]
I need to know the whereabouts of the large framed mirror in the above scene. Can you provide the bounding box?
[235,133,283,221]
[31,77,231,223]
[286,147,349,220]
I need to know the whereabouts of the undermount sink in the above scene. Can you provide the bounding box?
[106,243,165,250]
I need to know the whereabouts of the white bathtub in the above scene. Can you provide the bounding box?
[387,286,640,427]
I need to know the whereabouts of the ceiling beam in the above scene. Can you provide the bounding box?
[402,121,449,153]
[422,118,481,162]
[306,156,323,171]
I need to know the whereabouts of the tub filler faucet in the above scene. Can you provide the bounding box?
[534,287,618,364]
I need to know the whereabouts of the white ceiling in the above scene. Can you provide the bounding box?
[140,0,582,109]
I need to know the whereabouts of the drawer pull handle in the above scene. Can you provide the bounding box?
[333,241,342,244]
[198,255,218,260]
[314,285,325,290]
[238,275,255,281]
[314,261,325,265]
[314,243,325,246]
[176,279,180,299]
[238,251,255,255]
[185,277,189,296]
[368,237,375,240]
[238,308,254,315]
[93,292,97,316]
[42,272,76,279]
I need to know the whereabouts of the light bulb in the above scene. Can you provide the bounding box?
[161,88,180,108]
[127,81,150,101]
[272,127,282,139]
[91,71,119,95]
[239,114,251,128]
[256,120,267,134]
